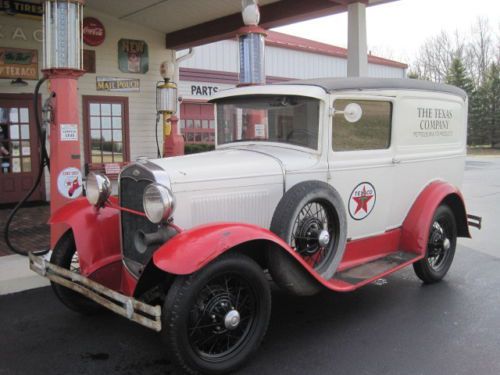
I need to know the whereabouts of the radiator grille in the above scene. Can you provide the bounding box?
[119,176,158,269]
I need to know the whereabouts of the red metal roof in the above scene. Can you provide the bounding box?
[265,30,408,69]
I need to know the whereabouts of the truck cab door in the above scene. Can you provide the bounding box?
[327,96,396,240]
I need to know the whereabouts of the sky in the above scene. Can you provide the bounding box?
[274,0,499,65]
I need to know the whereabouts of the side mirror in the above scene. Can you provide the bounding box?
[334,102,363,123]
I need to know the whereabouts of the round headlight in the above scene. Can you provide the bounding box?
[86,172,111,207]
[143,183,175,224]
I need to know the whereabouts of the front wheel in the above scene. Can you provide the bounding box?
[50,230,101,314]
[413,205,457,283]
[162,253,271,375]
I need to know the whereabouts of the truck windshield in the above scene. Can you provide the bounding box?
[215,95,320,149]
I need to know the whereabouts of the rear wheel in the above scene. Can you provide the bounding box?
[50,231,101,314]
[162,253,271,375]
[413,205,457,283]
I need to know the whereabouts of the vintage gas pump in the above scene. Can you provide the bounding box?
[238,0,267,140]
[157,61,184,157]
[42,0,85,247]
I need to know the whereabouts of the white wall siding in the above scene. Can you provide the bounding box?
[265,46,348,78]
[180,40,239,73]
[182,39,405,80]
[368,63,406,78]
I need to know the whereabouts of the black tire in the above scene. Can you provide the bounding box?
[413,205,457,284]
[50,230,101,314]
[162,253,271,375]
[268,181,347,294]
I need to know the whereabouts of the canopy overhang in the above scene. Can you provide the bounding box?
[83,0,397,50]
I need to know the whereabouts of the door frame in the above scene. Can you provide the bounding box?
[0,93,45,204]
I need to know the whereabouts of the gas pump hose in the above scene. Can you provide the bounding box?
[3,76,51,256]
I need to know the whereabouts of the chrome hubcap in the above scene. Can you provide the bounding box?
[318,229,330,247]
[224,309,241,330]
[443,237,451,251]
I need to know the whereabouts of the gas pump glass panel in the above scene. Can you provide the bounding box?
[216,95,319,149]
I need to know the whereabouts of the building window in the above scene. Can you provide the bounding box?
[332,99,392,151]
[0,107,32,174]
[83,96,129,168]
[180,102,215,144]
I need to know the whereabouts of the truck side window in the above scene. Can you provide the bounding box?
[332,100,392,151]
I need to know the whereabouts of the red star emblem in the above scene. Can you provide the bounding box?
[353,185,374,214]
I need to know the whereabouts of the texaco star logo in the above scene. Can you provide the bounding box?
[348,182,376,220]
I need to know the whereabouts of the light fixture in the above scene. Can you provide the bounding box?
[10,78,28,86]
[43,0,84,70]
[242,0,260,26]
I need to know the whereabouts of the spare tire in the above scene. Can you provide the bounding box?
[268,181,347,295]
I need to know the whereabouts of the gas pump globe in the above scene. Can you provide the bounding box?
[43,0,84,70]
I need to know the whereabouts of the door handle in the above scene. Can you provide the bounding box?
[392,157,401,164]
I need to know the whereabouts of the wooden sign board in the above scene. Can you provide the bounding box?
[0,47,38,80]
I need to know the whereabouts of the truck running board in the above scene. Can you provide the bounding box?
[29,253,162,332]
[329,251,421,291]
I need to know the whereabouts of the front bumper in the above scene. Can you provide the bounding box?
[29,253,162,332]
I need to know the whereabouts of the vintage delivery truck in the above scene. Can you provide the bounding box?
[30,77,480,375]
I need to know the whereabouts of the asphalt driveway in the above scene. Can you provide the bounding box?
[1,157,499,375]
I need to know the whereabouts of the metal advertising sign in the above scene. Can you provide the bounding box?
[0,0,43,19]
[118,39,149,74]
[96,77,140,92]
[83,17,105,46]
[0,47,38,80]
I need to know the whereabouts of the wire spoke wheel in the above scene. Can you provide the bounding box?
[162,254,271,375]
[427,219,452,272]
[413,205,457,284]
[188,273,257,360]
[290,201,337,270]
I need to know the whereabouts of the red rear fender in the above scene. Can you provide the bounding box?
[400,180,470,256]
[50,197,122,276]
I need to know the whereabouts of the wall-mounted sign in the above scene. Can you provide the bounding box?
[96,77,140,92]
[178,81,234,99]
[118,39,148,74]
[104,163,121,175]
[0,47,38,79]
[83,49,96,73]
[191,84,219,96]
[0,0,43,19]
[83,17,105,46]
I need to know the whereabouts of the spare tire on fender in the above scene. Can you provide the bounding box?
[268,181,347,296]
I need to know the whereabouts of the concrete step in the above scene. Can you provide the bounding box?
[0,254,50,295]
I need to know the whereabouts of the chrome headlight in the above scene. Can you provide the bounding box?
[86,172,111,207]
[143,183,175,224]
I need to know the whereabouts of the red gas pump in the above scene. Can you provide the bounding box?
[42,0,86,247]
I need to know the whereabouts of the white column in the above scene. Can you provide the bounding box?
[347,2,368,77]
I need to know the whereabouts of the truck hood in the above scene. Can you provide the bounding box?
[148,145,320,192]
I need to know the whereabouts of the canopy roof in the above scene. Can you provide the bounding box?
[83,0,397,49]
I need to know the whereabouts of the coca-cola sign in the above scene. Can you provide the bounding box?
[83,17,105,47]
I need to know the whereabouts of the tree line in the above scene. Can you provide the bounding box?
[409,18,499,148]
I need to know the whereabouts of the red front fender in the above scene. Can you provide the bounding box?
[400,180,470,256]
[50,197,122,277]
[152,222,318,277]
